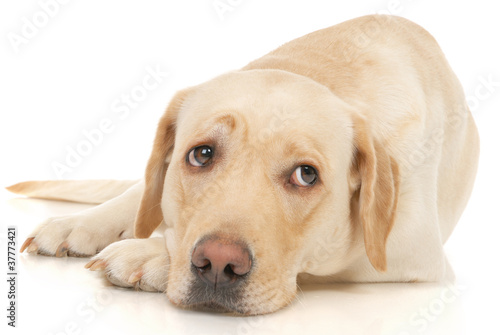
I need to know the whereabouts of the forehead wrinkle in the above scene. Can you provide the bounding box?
[276,133,325,167]
[186,112,240,144]
[213,113,237,131]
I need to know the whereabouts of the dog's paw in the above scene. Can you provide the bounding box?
[20,214,133,257]
[85,237,169,292]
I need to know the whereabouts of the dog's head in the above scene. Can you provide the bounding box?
[133,69,399,314]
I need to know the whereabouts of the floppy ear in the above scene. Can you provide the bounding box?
[350,114,400,272]
[134,89,190,238]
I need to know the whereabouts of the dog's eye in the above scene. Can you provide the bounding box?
[290,165,318,187]
[187,146,214,167]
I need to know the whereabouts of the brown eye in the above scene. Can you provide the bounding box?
[290,165,318,187]
[187,146,213,167]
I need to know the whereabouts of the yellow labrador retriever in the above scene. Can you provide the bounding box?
[9,15,479,315]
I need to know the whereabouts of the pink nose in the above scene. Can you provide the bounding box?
[191,236,252,289]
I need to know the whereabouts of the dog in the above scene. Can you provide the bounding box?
[8,15,479,315]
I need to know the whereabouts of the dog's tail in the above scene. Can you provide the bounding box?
[6,179,139,204]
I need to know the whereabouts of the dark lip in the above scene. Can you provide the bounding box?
[182,280,248,314]
[186,301,235,314]
[182,294,247,314]
[179,298,251,315]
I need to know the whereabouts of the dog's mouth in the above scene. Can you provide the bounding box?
[181,298,247,315]
[188,301,234,314]
[180,278,248,314]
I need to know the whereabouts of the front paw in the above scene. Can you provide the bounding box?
[86,237,169,292]
[20,215,132,257]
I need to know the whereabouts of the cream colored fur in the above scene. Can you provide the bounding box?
[10,15,479,315]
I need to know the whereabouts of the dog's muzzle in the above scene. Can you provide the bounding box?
[186,234,253,312]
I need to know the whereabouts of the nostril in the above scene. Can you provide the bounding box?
[200,263,211,272]
[224,264,236,278]
[193,258,211,272]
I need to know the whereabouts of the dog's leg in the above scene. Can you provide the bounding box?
[21,181,145,257]
[85,237,169,292]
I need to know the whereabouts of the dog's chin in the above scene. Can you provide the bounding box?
[187,301,235,314]
[180,297,250,315]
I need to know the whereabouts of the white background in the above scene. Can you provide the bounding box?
[1,1,499,334]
